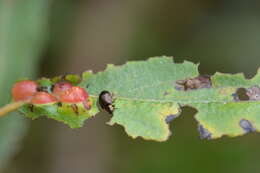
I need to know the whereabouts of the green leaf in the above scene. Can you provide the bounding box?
[81,57,198,141]
[18,56,260,141]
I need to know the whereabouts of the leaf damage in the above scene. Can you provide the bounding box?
[8,56,260,141]
[165,114,178,124]
[233,88,249,101]
[246,86,260,101]
[239,119,256,133]
[175,75,211,91]
[198,124,212,140]
[232,86,260,101]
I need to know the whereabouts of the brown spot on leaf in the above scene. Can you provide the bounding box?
[239,119,256,133]
[175,75,211,91]
[233,88,249,101]
[233,86,260,101]
[198,124,211,140]
[246,86,260,101]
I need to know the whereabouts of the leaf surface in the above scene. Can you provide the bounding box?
[20,57,260,141]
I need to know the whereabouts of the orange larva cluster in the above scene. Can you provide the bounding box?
[12,80,89,106]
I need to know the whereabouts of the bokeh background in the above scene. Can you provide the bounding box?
[1,0,260,172]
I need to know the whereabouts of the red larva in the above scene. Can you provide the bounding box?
[12,80,38,101]
[31,92,58,104]
[60,86,89,103]
[12,80,90,107]
[53,82,73,96]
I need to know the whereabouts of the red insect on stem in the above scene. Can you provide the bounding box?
[12,80,38,101]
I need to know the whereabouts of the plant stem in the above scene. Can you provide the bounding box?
[0,101,28,117]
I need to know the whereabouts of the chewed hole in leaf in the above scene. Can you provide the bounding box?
[181,106,212,140]
[239,119,256,133]
[175,75,211,91]
[233,88,249,101]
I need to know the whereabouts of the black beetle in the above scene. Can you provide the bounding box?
[99,91,114,114]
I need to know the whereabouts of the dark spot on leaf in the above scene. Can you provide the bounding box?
[246,86,260,101]
[239,119,256,133]
[198,124,212,140]
[71,104,79,115]
[99,91,114,114]
[57,102,62,107]
[50,84,55,92]
[164,91,169,96]
[36,86,50,93]
[233,88,249,101]
[28,104,34,112]
[165,114,177,123]
[175,75,211,91]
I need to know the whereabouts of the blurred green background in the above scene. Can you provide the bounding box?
[1,0,260,172]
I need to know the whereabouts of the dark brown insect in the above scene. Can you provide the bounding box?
[99,91,114,114]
